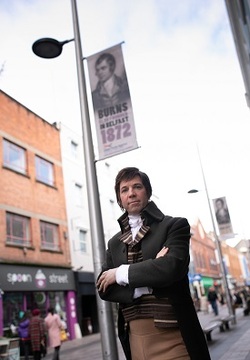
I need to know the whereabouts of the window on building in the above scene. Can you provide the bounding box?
[104,162,111,175]
[75,183,84,207]
[210,258,218,271]
[3,139,27,174]
[6,213,31,246]
[40,221,60,251]
[109,199,116,219]
[35,156,54,186]
[71,141,78,158]
[79,229,87,253]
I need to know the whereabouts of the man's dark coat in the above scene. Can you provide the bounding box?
[98,201,211,360]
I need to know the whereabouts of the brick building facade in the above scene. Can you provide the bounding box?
[0,90,77,339]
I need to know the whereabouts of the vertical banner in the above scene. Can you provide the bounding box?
[213,196,234,238]
[87,43,138,160]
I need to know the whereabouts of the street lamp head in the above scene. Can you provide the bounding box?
[32,37,74,59]
[188,189,199,194]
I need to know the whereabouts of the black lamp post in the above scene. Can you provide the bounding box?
[32,1,118,359]
[187,189,199,194]
[32,38,74,58]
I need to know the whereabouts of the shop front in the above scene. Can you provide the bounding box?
[0,264,78,339]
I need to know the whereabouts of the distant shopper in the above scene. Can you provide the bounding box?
[242,287,250,315]
[232,290,243,309]
[207,287,219,316]
[18,310,31,360]
[29,309,46,360]
[45,307,62,360]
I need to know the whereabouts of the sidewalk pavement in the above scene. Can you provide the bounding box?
[197,304,250,360]
[44,305,250,360]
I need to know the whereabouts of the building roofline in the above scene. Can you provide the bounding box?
[0,89,59,130]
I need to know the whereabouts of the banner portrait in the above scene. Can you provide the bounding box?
[213,196,234,238]
[87,43,138,160]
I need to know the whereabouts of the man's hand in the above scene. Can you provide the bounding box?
[97,268,117,292]
[156,246,169,258]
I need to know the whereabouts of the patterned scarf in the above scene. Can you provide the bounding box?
[119,214,150,246]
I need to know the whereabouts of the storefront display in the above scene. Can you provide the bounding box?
[0,264,77,340]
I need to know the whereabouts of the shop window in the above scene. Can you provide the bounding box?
[3,292,23,331]
[3,139,27,175]
[40,221,60,251]
[6,213,31,247]
[35,155,54,186]
[48,291,66,316]
[26,292,47,318]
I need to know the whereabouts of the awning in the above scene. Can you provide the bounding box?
[201,276,214,287]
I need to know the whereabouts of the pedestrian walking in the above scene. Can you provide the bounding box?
[29,309,46,360]
[18,310,31,360]
[97,167,211,360]
[207,286,219,316]
[45,307,62,360]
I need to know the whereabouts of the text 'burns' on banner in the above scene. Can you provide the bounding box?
[87,43,138,160]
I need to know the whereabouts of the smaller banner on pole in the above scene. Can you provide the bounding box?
[87,43,138,160]
[213,196,234,238]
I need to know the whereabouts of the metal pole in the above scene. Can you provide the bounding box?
[196,145,234,318]
[71,1,119,358]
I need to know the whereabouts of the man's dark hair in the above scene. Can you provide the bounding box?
[95,53,116,72]
[48,307,55,315]
[115,167,152,209]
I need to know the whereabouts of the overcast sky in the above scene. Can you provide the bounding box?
[1,0,250,244]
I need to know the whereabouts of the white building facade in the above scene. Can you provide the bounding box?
[59,121,121,335]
